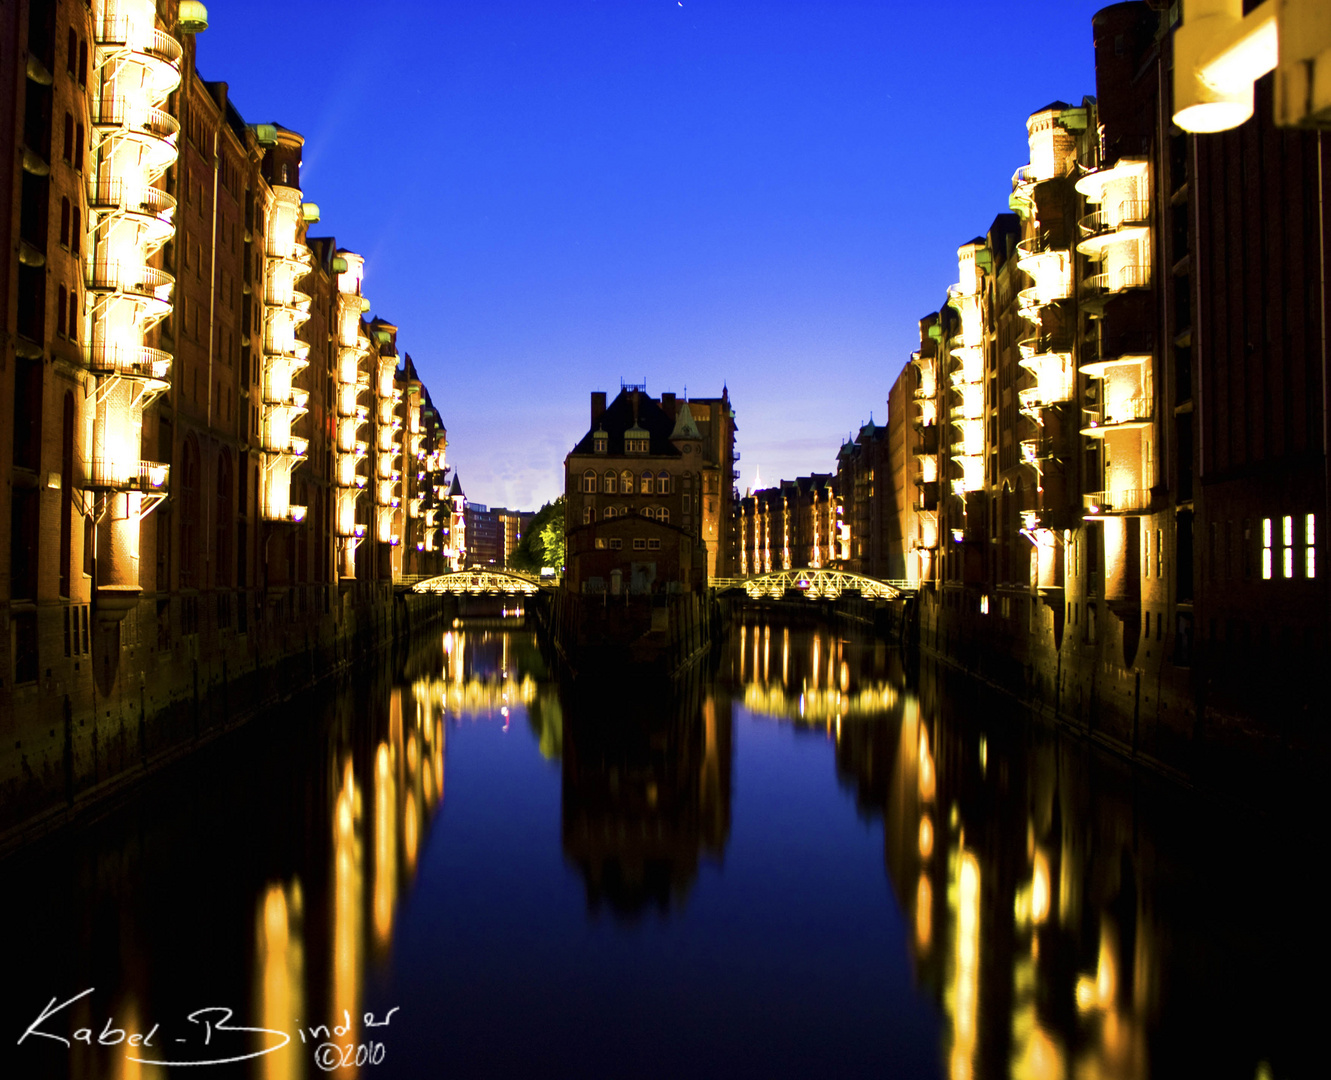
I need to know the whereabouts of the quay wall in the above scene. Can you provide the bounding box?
[910,587,1327,805]
[0,585,449,856]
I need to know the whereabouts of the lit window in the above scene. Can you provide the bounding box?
[640,471,652,494]
[980,595,989,614]
[595,538,606,549]
[1307,514,1317,579]
[1262,518,1273,579]
[1283,515,1294,578]
[621,470,633,493]
[1156,529,1163,578]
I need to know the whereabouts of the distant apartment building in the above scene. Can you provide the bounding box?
[564,383,736,594]
[464,503,502,569]
[737,474,837,574]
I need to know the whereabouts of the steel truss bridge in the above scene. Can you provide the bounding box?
[411,569,549,596]
[710,568,913,601]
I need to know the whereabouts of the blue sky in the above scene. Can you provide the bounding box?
[201,0,1108,509]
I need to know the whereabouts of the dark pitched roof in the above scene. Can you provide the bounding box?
[570,389,683,457]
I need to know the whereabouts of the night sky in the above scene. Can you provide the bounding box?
[200,0,1106,510]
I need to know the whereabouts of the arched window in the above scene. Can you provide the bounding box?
[603,471,616,494]
[640,506,652,517]
[584,506,594,524]
[63,113,74,162]
[656,471,670,494]
[56,286,67,336]
[582,469,597,493]
[620,470,633,494]
[657,507,669,524]
[70,207,80,255]
[640,471,652,494]
[68,289,78,342]
[60,198,70,246]
[603,506,615,519]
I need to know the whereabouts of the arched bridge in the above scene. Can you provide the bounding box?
[411,569,549,596]
[710,568,914,601]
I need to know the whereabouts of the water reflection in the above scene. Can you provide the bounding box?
[559,678,733,918]
[2,619,1317,1080]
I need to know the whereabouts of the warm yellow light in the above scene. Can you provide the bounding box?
[919,814,934,859]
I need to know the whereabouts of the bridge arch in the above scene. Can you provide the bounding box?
[412,569,546,595]
[710,568,910,601]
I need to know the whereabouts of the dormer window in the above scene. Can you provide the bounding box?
[593,427,608,454]
[594,436,608,453]
[625,424,650,453]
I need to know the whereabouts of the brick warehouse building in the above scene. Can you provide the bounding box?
[871,1,1329,783]
[565,384,737,595]
[1,0,452,845]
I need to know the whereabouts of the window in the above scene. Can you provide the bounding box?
[1261,518,1273,579]
[74,123,84,170]
[1283,516,1295,578]
[57,285,67,336]
[604,471,616,494]
[1156,528,1163,578]
[609,538,622,550]
[594,436,607,454]
[633,538,647,550]
[1306,514,1317,579]
[68,289,77,340]
[78,41,87,86]
[657,507,669,524]
[648,539,660,550]
[582,469,597,493]
[603,506,615,519]
[63,113,74,162]
[595,537,606,549]
[620,470,633,493]
[583,506,594,524]
[640,506,652,517]
[70,207,80,255]
[67,29,77,75]
[60,198,70,246]
[640,471,652,494]
[656,472,670,494]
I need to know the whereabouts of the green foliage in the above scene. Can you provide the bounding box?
[509,496,565,573]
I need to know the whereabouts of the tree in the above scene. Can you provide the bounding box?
[509,496,565,573]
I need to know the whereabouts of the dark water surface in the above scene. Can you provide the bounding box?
[2,619,1319,1079]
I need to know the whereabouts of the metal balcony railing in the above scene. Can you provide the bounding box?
[86,178,175,219]
[1078,200,1150,238]
[86,260,174,299]
[84,342,171,380]
[92,99,180,141]
[1083,489,1152,514]
[83,458,169,492]
[95,18,184,66]
[1081,264,1150,297]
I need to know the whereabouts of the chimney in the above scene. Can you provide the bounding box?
[591,391,606,427]
[661,392,676,418]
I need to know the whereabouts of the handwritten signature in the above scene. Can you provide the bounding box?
[17,988,400,1069]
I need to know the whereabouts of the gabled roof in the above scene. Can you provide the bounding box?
[570,389,683,457]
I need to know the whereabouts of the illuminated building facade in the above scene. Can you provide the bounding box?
[737,474,838,575]
[564,384,737,594]
[0,1,453,845]
[835,419,890,576]
[887,2,1328,770]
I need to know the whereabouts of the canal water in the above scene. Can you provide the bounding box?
[2,617,1318,1079]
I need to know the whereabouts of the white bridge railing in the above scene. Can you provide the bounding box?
[710,569,911,601]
